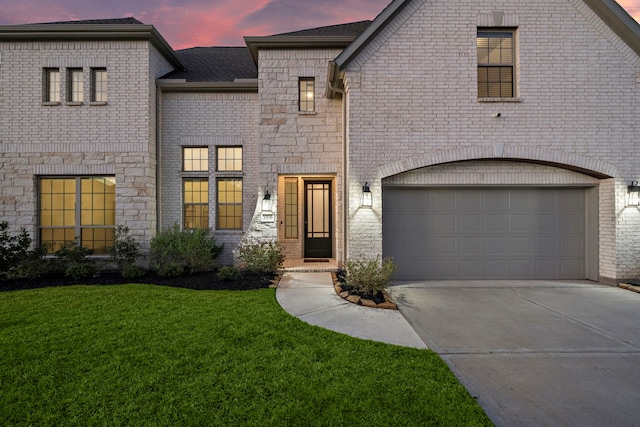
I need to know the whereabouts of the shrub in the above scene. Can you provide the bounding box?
[5,245,52,280]
[150,224,223,274]
[217,265,241,281]
[109,225,141,269]
[54,240,96,280]
[121,264,147,279]
[345,256,396,295]
[157,263,184,278]
[235,241,284,274]
[0,221,32,277]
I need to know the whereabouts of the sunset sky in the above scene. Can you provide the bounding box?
[1,0,639,49]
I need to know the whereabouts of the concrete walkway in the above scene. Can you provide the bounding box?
[276,272,426,349]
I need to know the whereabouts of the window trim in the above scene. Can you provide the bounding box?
[182,147,209,172]
[38,176,116,254]
[183,178,209,230]
[216,146,243,172]
[67,68,84,104]
[216,178,243,230]
[477,29,517,100]
[298,77,315,113]
[91,68,108,104]
[43,68,61,104]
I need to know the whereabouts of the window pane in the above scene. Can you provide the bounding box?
[92,68,107,102]
[299,77,315,112]
[45,69,60,102]
[217,147,242,171]
[477,31,514,98]
[183,178,209,229]
[183,147,208,171]
[69,69,83,102]
[285,180,298,239]
[217,179,242,230]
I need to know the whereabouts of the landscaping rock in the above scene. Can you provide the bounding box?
[346,294,361,304]
[361,299,376,308]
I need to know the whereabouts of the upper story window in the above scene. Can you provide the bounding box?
[299,77,315,112]
[91,68,107,103]
[183,147,209,172]
[477,30,514,98]
[44,68,60,103]
[217,147,242,171]
[68,68,84,103]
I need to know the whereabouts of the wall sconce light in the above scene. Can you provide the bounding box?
[361,182,372,207]
[628,181,640,206]
[262,190,272,212]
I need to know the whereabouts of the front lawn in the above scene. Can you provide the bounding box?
[0,285,491,426]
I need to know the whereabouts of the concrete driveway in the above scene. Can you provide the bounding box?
[389,280,640,427]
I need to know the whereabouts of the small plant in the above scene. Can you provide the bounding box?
[150,224,223,275]
[5,245,52,280]
[157,262,184,278]
[109,225,141,270]
[121,264,147,279]
[54,240,96,280]
[345,256,396,295]
[0,221,32,278]
[235,241,284,274]
[217,265,241,281]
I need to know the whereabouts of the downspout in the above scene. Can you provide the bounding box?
[155,84,162,235]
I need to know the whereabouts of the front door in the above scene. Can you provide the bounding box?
[304,182,332,258]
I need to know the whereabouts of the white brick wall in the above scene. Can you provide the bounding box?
[0,39,171,251]
[159,91,260,264]
[344,0,640,281]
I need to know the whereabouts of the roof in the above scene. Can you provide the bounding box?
[0,17,183,70]
[244,20,372,64]
[30,17,144,25]
[162,47,257,82]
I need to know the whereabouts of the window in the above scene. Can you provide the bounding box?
[183,179,209,229]
[217,147,242,171]
[183,147,209,171]
[285,179,298,239]
[68,68,84,103]
[299,77,315,112]
[39,176,116,254]
[477,30,514,98]
[91,68,107,102]
[217,179,242,230]
[44,68,60,103]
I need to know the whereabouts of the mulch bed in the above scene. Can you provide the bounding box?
[0,270,277,293]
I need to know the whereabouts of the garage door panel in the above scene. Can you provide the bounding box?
[383,187,586,280]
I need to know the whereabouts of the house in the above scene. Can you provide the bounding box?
[1,0,639,283]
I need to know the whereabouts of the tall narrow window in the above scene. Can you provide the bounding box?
[217,147,242,171]
[299,77,315,112]
[39,176,116,254]
[217,178,243,230]
[285,179,298,239]
[91,68,107,102]
[183,179,209,229]
[477,30,514,98]
[68,68,84,103]
[183,147,209,171]
[44,68,60,103]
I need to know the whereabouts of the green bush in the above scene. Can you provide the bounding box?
[54,240,96,280]
[109,225,141,269]
[345,256,396,295]
[0,221,32,277]
[121,264,147,279]
[157,263,184,278]
[235,241,284,274]
[5,245,52,280]
[217,265,241,281]
[150,224,223,275]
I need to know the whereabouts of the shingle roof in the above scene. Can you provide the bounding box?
[30,17,145,25]
[161,47,257,82]
[269,20,372,38]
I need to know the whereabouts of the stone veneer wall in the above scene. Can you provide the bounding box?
[0,40,172,252]
[258,49,345,263]
[344,0,640,281]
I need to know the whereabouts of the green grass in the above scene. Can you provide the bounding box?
[0,285,492,426]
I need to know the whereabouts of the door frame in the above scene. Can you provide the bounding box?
[304,180,332,259]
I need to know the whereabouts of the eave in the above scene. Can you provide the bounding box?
[244,35,358,65]
[0,23,184,70]
[157,79,258,93]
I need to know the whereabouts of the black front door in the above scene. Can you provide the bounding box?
[304,182,332,258]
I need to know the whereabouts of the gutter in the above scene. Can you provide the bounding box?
[157,79,259,93]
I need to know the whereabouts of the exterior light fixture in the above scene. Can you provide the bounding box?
[262,190,272,212]
[361,182,372,207]
[628,181,640,206]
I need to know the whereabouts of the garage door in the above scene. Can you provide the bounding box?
[382,187,585,280]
